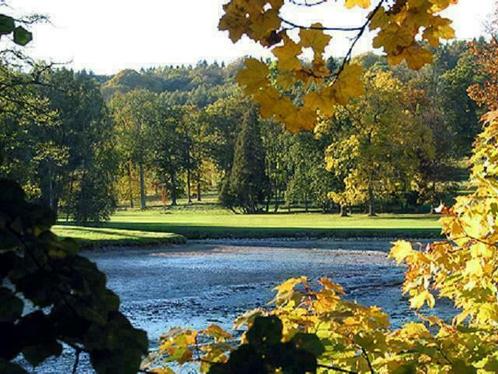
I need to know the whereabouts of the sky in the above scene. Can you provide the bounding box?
[6,0,495,75]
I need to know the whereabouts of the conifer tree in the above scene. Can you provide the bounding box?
[221,108,269,214]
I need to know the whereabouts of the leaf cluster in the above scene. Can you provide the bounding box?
[0,179,148,373]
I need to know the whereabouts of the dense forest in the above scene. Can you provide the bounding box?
[0,41,485,222]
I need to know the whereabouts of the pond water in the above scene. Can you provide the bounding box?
[28,238,448,373]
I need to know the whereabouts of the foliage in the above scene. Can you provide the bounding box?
[0,12,32,46]
[285,132,336,212]
[0,180,148,373]
[221,108,269,213]
[154,110,498,370]
[220,0,458,131]
[325,70,434,215]
[149,2,498,374]
[0,67,118,223]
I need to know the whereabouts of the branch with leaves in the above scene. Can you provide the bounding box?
[219,0,457,132]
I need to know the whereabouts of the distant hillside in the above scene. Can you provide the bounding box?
[100,59,245,105]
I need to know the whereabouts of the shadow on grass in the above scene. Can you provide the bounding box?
[371,215,440,220]
[70,222,442,240]
[61,227,154,239]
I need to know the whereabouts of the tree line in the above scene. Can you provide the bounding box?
[0,41,485,221]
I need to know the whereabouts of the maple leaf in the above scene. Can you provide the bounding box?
[249,9,281,41]
[299,23,332,58]
[410,290,436,309]
[273,35,302,71]
[331,63,365,105]
[237,58,270,92]
[303,91,335,117]
[344,0,371,9]
[389,240,414,263]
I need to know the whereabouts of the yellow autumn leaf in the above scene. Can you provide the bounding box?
[218,2,249,42]
[389,240,414,263]
[274,276,307,295]
[465,259,484,277]
[299,23,332,57]
[150,368,175,374]
[319,277,345,294]
[344,0,371,9]
[303,91,335,117]
[203,324,231,341]
[272,36,302,71]
[330,63,364,105]
[249,9,281,41]
[388,45,433,70]
[410,290,435,309]
[237,58,270,92]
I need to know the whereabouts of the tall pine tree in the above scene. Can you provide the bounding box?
[221,108,268,214]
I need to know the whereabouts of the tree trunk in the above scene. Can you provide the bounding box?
[196,173,202,202]
[66,172,75,222]
[340,205,349,217]
[368,182,376,216]
[128,162,134,209]
[187,169,192,204]
[170,171,177,206]
[274,189,280,213]
[430,182,437,214]
[139,162,146,210]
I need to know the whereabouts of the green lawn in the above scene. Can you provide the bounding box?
[53,226,186,248]
[57,207,442,240]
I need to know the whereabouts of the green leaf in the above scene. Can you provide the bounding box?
[291,333,325,357]
[246,316,283,349]
[13,26,32,46]
[22,341,63,367]
[0,15,15,35]
[0,288,23,322]
[0,359,28,374]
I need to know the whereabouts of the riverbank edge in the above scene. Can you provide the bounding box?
[68,227,441,250]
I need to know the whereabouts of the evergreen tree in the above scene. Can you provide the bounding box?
[221,108,268,214]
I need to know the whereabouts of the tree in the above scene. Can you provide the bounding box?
[148,97,186,207]
[1,8,147,373]
[326,70,434,216]
[285,132,335,212]
[221,108,269,214]
[152,3,498,373]
[110,89,156,209]
[201,92,249,176]
[260,120,292,212]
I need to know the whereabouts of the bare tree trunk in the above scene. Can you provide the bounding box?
[139,162,146,210]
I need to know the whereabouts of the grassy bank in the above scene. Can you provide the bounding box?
[53,226,186,248]
[58,207,442,241]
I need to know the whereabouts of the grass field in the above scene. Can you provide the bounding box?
[56,205,442,242]
[53,226,186,248]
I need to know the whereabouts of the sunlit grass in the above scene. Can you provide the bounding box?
[57,205,441,241]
